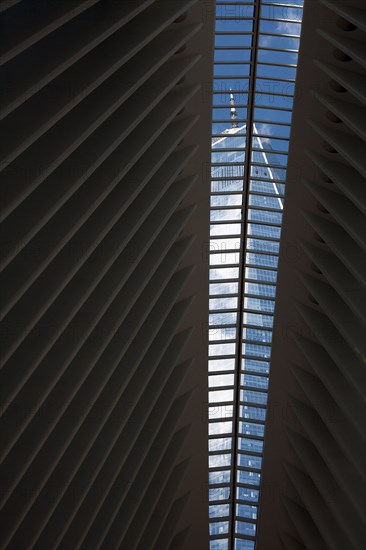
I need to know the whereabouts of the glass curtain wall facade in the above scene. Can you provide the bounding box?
[208,1,303,549]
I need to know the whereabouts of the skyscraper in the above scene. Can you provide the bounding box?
[209,96,290,549]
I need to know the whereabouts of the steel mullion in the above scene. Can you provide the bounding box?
[212,193,284,200]
[212,119,248,122]
[254,117,291,127]
[209,380,270,393]
[238,369,270,379]
[244,276,278,284]
[212,89,249,92]
[210,248,278,256]
[251,134,289,140]
[209,370,237,376]
[216,1,256,4]
[261,1,302,6]
[209,293,241,298]
[235,534,256,542]
[211,205,283,213]
[252,75,295,84]
[213,76,252,79]
[257,45,299,53]
[209,280,240,285]
[216,30,254,34]
[246,246,279,255]
[251,147,288,155]
[212,106,249,109]
[242,355,272,364]
[249,176,286,184]
[260,17,301,24]
[259,31,300,38]
[215,61,252,65]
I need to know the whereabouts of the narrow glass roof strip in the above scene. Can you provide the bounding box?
[209,1,303,547]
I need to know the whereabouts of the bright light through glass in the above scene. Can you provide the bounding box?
[208,0,304,547]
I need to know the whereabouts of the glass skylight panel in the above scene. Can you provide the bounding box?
[238,437,264,453]
[238,454,262,469]
[209,437,233,452]
[210,373,236,387]
[210,421,233,435]
[210,487,230,504]
[211,539,230,550]
[209,1,303,548]
[236,504,258,519]
[210,504,231,518]
[209,389,235,403]
[239,422,265,439]
[237,487,259,503]
[240,405,266,422]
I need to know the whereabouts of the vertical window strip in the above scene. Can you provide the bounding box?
[209,1,304,549]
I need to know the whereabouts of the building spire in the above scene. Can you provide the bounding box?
[229,89,238,128]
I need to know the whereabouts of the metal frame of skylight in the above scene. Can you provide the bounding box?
[208,0,303,549]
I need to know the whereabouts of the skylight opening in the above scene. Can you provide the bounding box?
[208,1,304,548]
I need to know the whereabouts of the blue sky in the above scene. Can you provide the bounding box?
[212,1,303,134]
